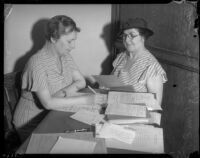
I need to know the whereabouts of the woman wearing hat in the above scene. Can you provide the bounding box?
[111,18,167,106]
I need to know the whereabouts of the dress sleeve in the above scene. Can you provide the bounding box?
[21,57,48,92]
[64,54,79,71]
[138,61,168,84]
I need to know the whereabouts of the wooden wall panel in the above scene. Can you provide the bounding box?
[119,3,199,58]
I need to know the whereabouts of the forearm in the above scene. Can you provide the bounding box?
[66,79,86,92]
[42,95,91,110]
[53,80,86,97]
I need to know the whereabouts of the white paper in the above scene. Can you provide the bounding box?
[70,109,105,125]
[50,137,97,154]
[108,118,149,124]
[56,104,101,113]
[105,125,164,153]
[148,111,161,125]
[105,102,147,118]
[97,123,136,144]
[108,91,162,111]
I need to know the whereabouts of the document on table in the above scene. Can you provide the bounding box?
[108,91,162,111]
[26,132,107,154]
[148,111,161,125]
[55,104,101,113]
[70,109,105,125]
[107,111,161,125]
[105,102,147,118]
[97,122,136,144]
[105,125,164,153]
[50,137,97,154]
[108,118,149,124]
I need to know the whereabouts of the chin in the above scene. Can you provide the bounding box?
[126,47,135,52]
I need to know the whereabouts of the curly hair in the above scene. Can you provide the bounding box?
[45,15,80,41]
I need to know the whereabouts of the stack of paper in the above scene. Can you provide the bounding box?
[105,103,147,118]
[105,91,162,125]
[104,124,164,153]
[108,111,161,126]
[107,91,162,111]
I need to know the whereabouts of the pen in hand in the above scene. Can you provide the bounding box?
[87,86,97,111]
[88,85,97,94]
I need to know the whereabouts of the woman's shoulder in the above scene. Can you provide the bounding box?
[143,50,160,65]
[25,49,47,69]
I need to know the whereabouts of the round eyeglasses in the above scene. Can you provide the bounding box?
[122,33,139,40]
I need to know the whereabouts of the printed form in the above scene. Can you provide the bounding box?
[70,109,105,125]
[97,123,136,144]
[50,137,97,153]
[105,125,164,153]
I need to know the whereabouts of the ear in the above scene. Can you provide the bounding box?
[141,36,145,43]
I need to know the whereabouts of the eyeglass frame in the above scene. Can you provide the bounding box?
[121,32,140,40]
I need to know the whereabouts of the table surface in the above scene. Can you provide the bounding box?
[16,110,150,154]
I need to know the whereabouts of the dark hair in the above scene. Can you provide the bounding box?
[45,15,80,41]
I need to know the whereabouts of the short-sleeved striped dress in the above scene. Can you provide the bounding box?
[13,42,79,130]
[111,50,167,92]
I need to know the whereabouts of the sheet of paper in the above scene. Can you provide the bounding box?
[108,111,161,125]
[105,125,164,153]
[26,132,107,154]
[108,118,149,124]
[148,111,161,125]
[93,75,125,88]
[97,123,136,144]
[70,109,105,125]
[108,91,162,111]
[55,104,101,113]
[121,124,156,130]
[105,102,147,118]
[50,137,97,154]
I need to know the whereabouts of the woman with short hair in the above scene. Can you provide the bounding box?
[13,15,105,142]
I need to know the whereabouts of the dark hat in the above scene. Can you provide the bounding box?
[120,18,154,37]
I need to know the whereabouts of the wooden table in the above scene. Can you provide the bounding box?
[16,110,147,154]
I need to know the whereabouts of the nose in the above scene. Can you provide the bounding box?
[124,36,132,44]
[70,41,75,49]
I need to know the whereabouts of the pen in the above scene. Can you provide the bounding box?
[65,128,91,133]
[88,85,97,94]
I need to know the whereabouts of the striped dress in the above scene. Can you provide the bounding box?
[13,42,79,129]
[111,50,167,92]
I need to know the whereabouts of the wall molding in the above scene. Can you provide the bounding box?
[148,45,199,73]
